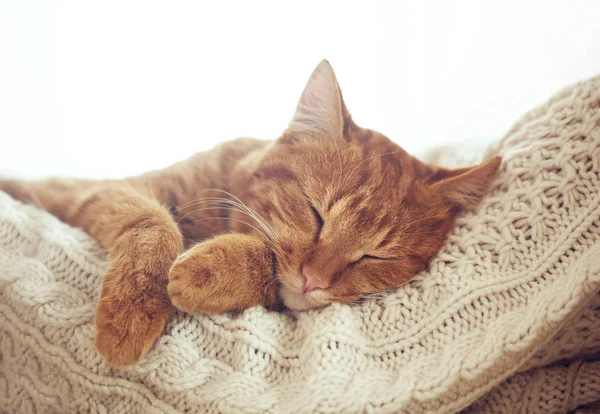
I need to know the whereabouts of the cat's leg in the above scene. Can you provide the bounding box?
[167,233,279,313]
[72,184,184,366]
[1,179,184,366]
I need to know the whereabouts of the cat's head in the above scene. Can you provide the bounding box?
[241,60,501,310]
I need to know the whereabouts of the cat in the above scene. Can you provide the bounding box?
[0,60,501,367]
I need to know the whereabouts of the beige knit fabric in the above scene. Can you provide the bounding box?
[464,358,600,414]
[1,75,600,414]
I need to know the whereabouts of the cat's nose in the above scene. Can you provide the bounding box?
[302,264,330,294]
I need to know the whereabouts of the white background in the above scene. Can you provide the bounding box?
[1,1,599,179]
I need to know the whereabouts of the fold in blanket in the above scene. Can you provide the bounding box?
[1,74,600,413]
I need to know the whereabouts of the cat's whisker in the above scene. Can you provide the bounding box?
[181,202,284,255]
[177,205,251,224]
[190,217,271,241]
[177,197,243,213]
[177,200,245,221]
[204,190,273,230]
[269,243,286,262]
[181,203,274,242]
[179,194,281,249]
[177,196,219,211]
[177,195,252,215]
[202,189,279,242]
[185,196,272,236]
[177,197,278,243]
[262,275,280,297]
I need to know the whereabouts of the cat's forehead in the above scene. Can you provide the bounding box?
[264,128,432,206]
[302,146,422,196]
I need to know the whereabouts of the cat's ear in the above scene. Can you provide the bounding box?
[430,156,502,210]
[286,60,350,137]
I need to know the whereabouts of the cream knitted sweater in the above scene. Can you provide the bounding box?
[1,75,600,414]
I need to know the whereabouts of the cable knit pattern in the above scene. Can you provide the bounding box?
[2,75,600,414]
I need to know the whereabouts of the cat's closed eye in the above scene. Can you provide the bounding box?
[310,205,324,241]
[360,254,385,261]
[348,254,385,267]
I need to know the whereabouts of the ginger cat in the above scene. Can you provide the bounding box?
[0,61,501,367]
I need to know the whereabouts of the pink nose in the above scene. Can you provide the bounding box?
[302,264,329,294]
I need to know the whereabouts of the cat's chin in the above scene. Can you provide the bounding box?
[278,285,328,311]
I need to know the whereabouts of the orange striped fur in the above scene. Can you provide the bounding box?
[0,61,501,366]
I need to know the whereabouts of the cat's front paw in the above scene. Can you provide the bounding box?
[167,244,216,313]
[167,234,277,314]
[95,278,173,367]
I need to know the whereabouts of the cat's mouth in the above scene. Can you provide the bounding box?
[274,255,330,310]
[278,284,329,311]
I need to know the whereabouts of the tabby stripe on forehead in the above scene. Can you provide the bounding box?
[376,228,394,249]
[358,207,372,226]
[260,201,284,222]
[356,168,370,187]
[346,195,366,212]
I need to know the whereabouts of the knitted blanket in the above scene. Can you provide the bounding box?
[2,75,600,414]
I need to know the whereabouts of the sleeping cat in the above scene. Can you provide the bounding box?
[0,60,501,367]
